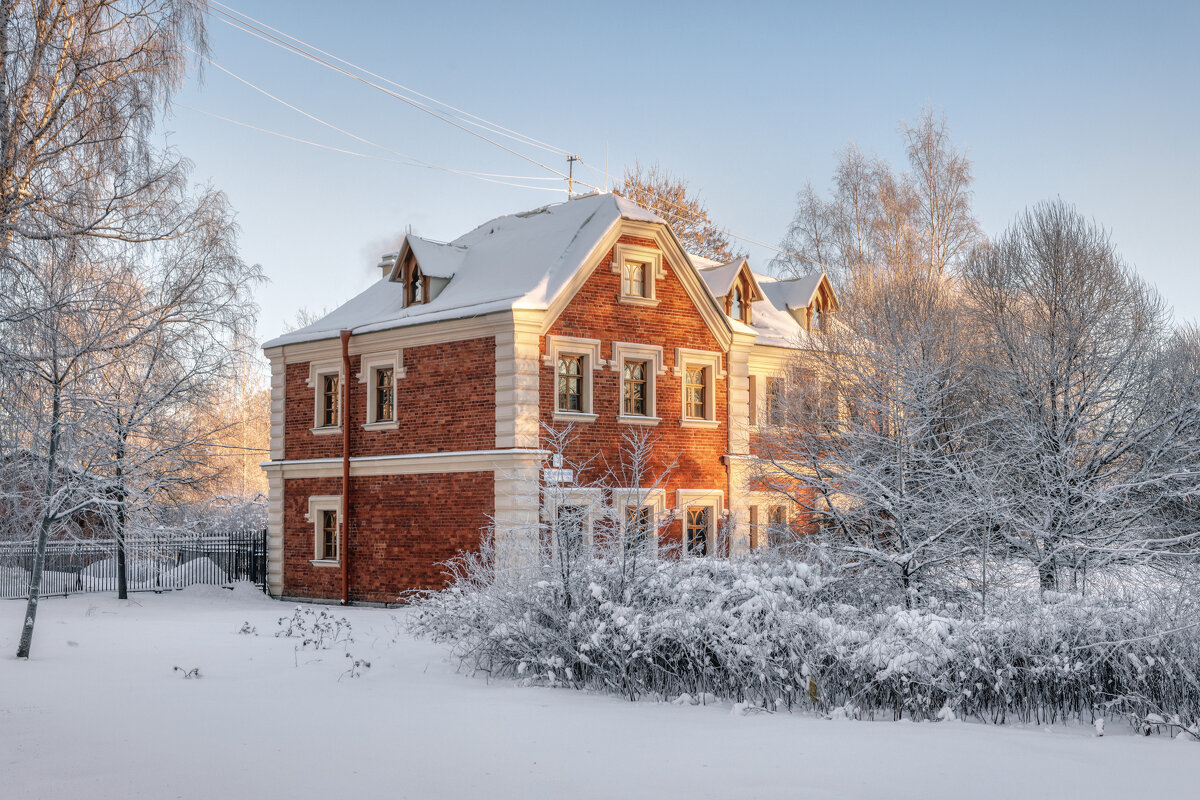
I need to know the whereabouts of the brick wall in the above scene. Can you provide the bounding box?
[283,336,496,461]
[541,235,730,551]
[282,471,494,603]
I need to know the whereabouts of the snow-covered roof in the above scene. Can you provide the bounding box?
[264,193,666,348]
[697,260,746,298]
[749,275,824,349]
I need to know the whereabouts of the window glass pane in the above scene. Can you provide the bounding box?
[321,509,338,560]
[623,261,646,297]
[557,355,583,412]
[686,506,710,556]
[322,374,340,427]
[623,360,647,416]
[685,366,706,419]
[624,505,652,551]
[375,367,393,422]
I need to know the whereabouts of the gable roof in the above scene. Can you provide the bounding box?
[748,273,840,348]
[697,258,765,305]
[264,193,671,349]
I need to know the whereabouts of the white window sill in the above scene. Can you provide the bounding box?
[618,295,660,308]
[310,559,340,568]
[310,426,343,436]
[362,420,399,431]
[680,418,721,429]
[617,414,661,426]
[553,411,599,424]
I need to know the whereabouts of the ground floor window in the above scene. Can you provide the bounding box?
[555,504,587,556]
[685,506,710,556]
[767,506,788,547]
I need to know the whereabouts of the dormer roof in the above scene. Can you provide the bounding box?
[697,258,765,304]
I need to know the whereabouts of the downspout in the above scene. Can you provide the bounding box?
[340,329,352,605]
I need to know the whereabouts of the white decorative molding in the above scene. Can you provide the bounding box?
[674,347,725,425]
[356,350,404,426]
[543,335,602,416]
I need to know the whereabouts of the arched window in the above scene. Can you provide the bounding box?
[405,262,425,306]
[730,285,742,321]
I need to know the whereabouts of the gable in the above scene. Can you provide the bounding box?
[541,218,735,350]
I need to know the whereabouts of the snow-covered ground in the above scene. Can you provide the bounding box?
[2,587,1197,799]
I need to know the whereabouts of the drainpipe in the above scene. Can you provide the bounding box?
[340,329,352,605]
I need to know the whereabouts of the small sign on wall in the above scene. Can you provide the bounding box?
[542,468,573,484]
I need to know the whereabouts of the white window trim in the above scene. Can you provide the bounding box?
[306,359,344,435]
[611,243,663,307]
[543,335,603,422]
[357,350,405,430]
[609,487,667,553]
[675,489,724,557]
[305,495,343,566]
[543,487,604,556]
[612,342,666,424]
[674,348,724,427]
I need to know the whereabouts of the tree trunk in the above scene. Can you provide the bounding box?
[16,377,61,659]
[115,434,127,600]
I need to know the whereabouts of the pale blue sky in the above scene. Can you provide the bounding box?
[164,0,1200,344]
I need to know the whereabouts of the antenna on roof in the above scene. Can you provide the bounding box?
[566,154,579,199]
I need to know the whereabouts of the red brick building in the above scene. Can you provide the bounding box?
[262,193,837,602]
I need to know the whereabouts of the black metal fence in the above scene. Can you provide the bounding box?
[0,530,268,599]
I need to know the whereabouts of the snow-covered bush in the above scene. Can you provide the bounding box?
[410,542,1200,731]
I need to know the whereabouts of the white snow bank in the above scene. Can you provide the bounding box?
[2,591,1197,800]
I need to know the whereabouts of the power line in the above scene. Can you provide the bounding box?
[198,1,574,182]
[178,105,563,193]
[205,0,575,160]
[194,1,819,268]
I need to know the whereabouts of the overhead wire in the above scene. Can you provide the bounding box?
[204,0,575,160]
[197,0,574,181]
[195,1,822,269]
[178,105,563,192]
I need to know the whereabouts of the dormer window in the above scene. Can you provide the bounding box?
[405,263,426,306]
[730,285,743,322]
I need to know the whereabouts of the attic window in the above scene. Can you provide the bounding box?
[405,263,427,306]
[611,243,662,307]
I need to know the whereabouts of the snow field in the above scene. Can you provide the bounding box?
[2,587,1198,800]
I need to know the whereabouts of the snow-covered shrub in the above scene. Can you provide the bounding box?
[410,541,1200,731]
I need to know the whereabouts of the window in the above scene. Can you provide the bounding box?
[557,355,583,412]
[748,506,760,550]
[405,262,426,306]
[306,495,342,564]
[675,348,722,426]
[612,343,664,423]
[685,506,710,556]
[623,260,647,298]
[684,366,706,419]
[307,359,344,434]
[555,504,586,556]
[623,360,648,416]
[611,243,662,306]
[320,509,338,560]
[730,285,743,322]
[374,367,393,422]
[321,374,340,428]
[767,506,789,547]
[544,336,601,420]
[624,505,652,551]
[357,351,404,429]
[765,376,784,426]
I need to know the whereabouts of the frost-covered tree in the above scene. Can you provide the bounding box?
[615,162,734,262]
[753,265,986,603]
[964,200,1198,591]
